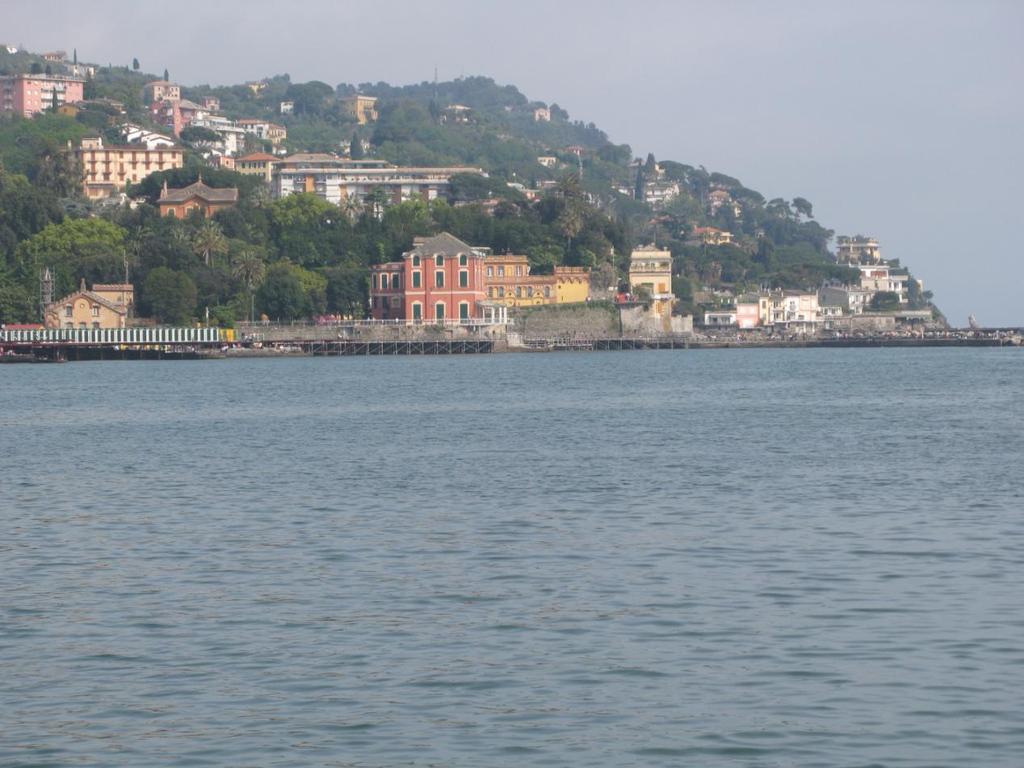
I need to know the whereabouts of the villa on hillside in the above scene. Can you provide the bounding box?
[157,178,239,218]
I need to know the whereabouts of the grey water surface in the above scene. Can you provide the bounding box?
[2,348,1023,767]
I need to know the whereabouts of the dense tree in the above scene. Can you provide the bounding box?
[143,267,197,324]
[191,220,228,266]
[132,58,140,71]
[256,262,309,320]
[231,249,266,322]
[14,218,127,297]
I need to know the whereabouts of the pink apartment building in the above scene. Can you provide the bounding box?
[0,74,85,117]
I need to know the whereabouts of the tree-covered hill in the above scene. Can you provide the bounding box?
[0,51,938,325]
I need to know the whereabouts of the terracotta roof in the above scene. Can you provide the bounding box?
[237,152,278,162]
[159,180,239,204]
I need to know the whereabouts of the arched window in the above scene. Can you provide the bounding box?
[435,254,444,267]
[412,255,420,267]
[391,274,400,289]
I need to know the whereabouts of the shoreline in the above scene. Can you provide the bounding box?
[3,334,1019,363]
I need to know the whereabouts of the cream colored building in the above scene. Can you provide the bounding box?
[836,235,882,265]
[144,80,181,103]
[235,152,278,182]
[691,226,734,246]
[44,281,133,329]
[628,245,675,317]
[77,137,185,199]
[343,95,378,124]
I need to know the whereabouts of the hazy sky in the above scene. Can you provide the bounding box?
[8,0,1023,325]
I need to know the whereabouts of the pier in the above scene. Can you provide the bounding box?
[2,324,1019,362]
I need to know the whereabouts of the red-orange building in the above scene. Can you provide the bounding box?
[157,178,239,218]
[369,233,499,323]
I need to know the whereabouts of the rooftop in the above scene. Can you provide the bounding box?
[159,179,239,204]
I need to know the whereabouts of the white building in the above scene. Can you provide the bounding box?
[703,310,737,327]
[193,115,248,156]
[820,285,872,315]
[768,291,821,332]
[858,264,908,304]
[120,124,177,150]
[271,154,485,206]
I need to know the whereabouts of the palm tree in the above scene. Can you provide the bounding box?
[232,250,265,323]
[192,221,228,267]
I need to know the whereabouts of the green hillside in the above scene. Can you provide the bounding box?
[0,51,936,324]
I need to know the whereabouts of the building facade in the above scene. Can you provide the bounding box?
[836,235,882,265]
[77,137,185,199]
[628,245,676,319]
[237,119,287,146]
[157,179,239,218]
[820,285,872,315]
[235,152,278,182]
[0,74,85,117]
[271,154,483,206]
[144,81,181,102]
[858,264,908,303]
[369,233,496,322]
[44,281,133,329]
[482,254,591,307]
[343,95,378,124]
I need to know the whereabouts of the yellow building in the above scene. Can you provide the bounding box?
[628,245,675,315]
[44,281,133,329]
[77,137,185,199]
[235,152,278,182]
[344,95,379,124]
[484,254,591,307]
[555,267,590,303]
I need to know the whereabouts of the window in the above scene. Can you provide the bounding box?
[65,305,72,318]
[527,286,534,298]
[435,302,445,321]
[435,271,444,288]
[459,302,470,320]
[459,254,468,266]
[488,287,495,298]
[412,302,422,321]
[515,286,523,298]
[544,286,551,298]
[486,266,494,277]
[459,270,468,288]
[91,305,100,317]
[435,254,444,266]
[92,322,100,329]
[497,266,505,277]
[515,266,523,277]
[412,271,421,288]
[391,274,400,289]
[412,255,420,267]
[498,287,505,298]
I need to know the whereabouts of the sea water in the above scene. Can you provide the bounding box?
[2,348,1022,766]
